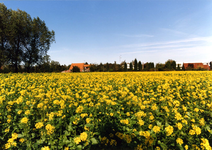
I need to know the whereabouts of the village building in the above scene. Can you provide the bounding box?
[69,63,90,72]
[183,63,210,70]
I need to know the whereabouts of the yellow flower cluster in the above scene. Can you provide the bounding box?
[74,132,88,144]
[120,119,129,125]
[45,124,55,135]
[35,122,44,129]
[152,126,160,134]
[21,117,28,124]
[5,133,18,149]
[165,125,173,136]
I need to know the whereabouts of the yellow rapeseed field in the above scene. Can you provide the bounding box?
[1,71,212,150]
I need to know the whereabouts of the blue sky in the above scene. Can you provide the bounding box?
[2,0,212,65]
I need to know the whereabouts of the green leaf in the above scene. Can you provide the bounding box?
[205,125,210,131]
[18,134,24,138]
[85,124,93,127]
[31,133,35,138]
[158,140,168,150]
[156,121,162,126]
[77,145,82,150]
[91,137,98,145]
[177,144,184,150]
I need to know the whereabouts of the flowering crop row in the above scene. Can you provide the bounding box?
[1,72,212,150]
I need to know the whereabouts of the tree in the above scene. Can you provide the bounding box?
[50,60,60,72]
[0,3,11,71]
[130,62,133,71]
[23,17,55,72]
[182,64,185,71]
[38,55,51,72]
[156,63,165,71]
[99,63,103,72]
[72,66,80,72]
[6,9,32,72]
[165,59,176,70]
[124,62,127,71]
[106,62,109,71]
[177,64,180,70]
[171,60,176,70]
[138,61,142,71]
[113,61,116,72]
[134,58,137,71]
[165,60,171,70]
[0,3,55,72]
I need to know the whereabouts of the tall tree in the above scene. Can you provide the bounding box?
[130,62,133,71]
[7,9,31,72]
[23,17,55,72]
[138,61,142,71]
[165,60,172,70]
[171,60,176,70]
[0,3,11,71]
[134,58,137,71]
[177,64,180,70]
[210,62,212,70]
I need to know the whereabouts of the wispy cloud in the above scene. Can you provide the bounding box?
[160,28,189,36]
[121,36,212,49]
[119,34,154,38]
[119,36,212,60]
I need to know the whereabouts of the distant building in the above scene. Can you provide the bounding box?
[69,63,90,72]
[183,63,210,70]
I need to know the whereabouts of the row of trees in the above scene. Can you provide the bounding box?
[0,3,55,73]
[85,59,191,72]
[87,59,175,72]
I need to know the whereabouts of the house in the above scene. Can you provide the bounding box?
[69,63,90,72]
[183,63,210,70]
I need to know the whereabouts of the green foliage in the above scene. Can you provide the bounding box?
[144,62,154,71]
[130,62,133,71]
[156,63,165,71]
[124,62,127,71]
[165,59,176,71]
[0,3,55,73]
[138,61,142,71]
[72,66,80,72]
[134,59,137,71]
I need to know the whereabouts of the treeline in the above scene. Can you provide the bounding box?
[0,3,55,73]
[88,59,179,72]
[0,54,70,73]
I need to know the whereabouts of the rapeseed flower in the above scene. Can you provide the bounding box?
[80,132,88,141]
[153,126,160,134]
[21,117,28,124]
[176,138,183,145]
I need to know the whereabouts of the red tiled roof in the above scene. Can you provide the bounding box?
[183,63,210,70]
[69,63,90,72]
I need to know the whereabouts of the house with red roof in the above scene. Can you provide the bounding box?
[183,63,210,70]
[69,63,90,72]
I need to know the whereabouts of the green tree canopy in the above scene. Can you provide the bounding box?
[0,3,55,72]
[72,66,80,72]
